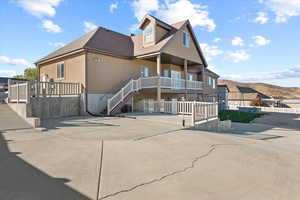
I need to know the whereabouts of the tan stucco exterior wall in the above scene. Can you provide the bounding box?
[39,52,86,89]
[86,52,159,94]
[163,26,203,64]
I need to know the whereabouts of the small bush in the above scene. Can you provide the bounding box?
[219,110,264,123]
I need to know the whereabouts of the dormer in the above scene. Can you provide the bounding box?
[139,15,173,48]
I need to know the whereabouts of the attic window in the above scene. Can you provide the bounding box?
[143,25,154,43]
[182,31,190,48]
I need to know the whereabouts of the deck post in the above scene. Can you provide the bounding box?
[184,59,188,101]
[7,79,11,103]
[157,54,161,112]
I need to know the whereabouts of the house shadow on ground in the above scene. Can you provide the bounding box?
[0,133,93,200]
[40,115,119,131]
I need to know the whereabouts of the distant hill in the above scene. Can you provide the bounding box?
[218,79,300,99]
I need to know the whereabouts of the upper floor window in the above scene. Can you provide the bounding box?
[163,69,170,78]
[143,25,154,43]
[182,31,190,48]
[212,78,216,89]
[141,67,149,77]
[187,74,193,81]
[208,76,216,89]
[57,62,65,79]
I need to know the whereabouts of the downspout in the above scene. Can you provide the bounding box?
[84,51,104,116]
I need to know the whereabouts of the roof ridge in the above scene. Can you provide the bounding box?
[83,27,101,49]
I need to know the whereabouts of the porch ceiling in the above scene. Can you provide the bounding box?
[140,53,203,68]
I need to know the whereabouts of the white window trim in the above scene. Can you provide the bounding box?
[143,25,155,44]
[182,31,190,48]
[57,62,65,80]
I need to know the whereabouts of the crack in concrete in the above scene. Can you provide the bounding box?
[99,144,239,200]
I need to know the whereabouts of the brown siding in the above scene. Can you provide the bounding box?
[155,25,168,42]
[39,52,86,88]
[86,52,158,94]
[163,26,203,64]
[203,70,218,96]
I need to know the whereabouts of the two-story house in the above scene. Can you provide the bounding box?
[35,14,219,115]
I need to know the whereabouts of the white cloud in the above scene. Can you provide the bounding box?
[252,35,270,46]
[200,43,223,61]
[129,23,139,32]
[132,0,159,20]
[42,20,61,33]
[254,12,269,24]
[157,0,216,32]
[0,56,31,67]
[222,66,300,81]
[213,38,221,43]
[84,21,97,33]
[231,37,245,46]
[48,42,65,48]
[0,70,18,77]
[260,0,300,23]
[15,0,62,18]
[226,50,251,63]
[110,2,118,13]
[132,0,216,32]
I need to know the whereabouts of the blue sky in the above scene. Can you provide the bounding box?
[0,0,300,87]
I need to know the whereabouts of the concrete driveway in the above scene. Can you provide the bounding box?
[253,112,300,130]
[1,103,300,200]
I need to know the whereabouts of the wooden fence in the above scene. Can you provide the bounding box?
[8,80,81,103]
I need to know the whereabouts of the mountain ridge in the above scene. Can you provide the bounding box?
[218,79,300,99]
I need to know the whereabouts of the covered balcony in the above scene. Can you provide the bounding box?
[138,76,203,91]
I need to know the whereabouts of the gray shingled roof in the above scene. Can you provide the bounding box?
[36,18,204,66]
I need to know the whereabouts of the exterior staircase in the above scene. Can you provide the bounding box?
[107,78,142,115]
[107,76,203,115]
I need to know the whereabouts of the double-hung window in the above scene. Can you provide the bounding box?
[182,31,190,48]
[57,62,65,79]
[143,26,154,43]
[212,78,216,89]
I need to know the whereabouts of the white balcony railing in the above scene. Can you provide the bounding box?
[107,76,203,114]
[140,76,203,90]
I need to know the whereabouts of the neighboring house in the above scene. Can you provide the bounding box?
[228,86,270,107]
[0,77,26,92]
[218,84,230,110]
[35,14,219,114]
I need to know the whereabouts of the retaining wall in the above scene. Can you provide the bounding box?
[30,97,81,120]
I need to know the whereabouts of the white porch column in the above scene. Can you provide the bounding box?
[157,54,161,111]
[184,59,188,100]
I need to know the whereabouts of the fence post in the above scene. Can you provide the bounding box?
[215,102,218,118]
[172,99,177,114]
[7,79,11,103]
[17,82,19,103]
[26,82,30,104]
[192,102,195,126]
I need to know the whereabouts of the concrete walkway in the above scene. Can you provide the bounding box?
[0,103,32,131]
